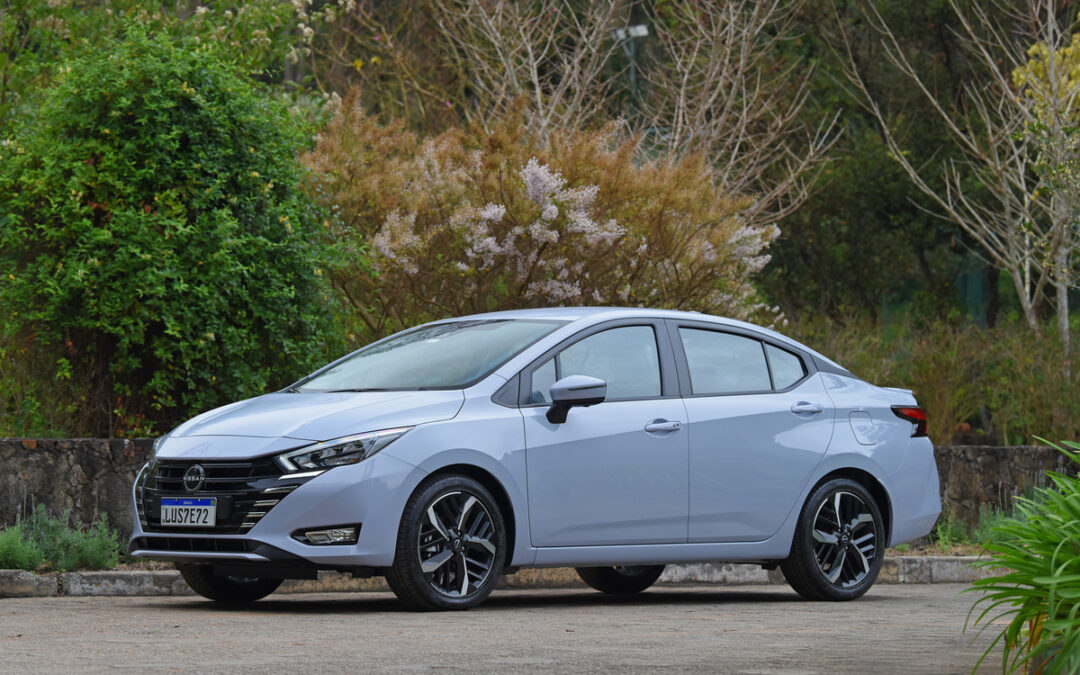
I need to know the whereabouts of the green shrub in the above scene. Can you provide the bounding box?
[0,524,45,571]
[973,487,1040,549]
[19,505,121,571]
[931,512,970,550]
[0,506,120,571]
[0,0,302,134]
[967,439,1080,674]
[0,25,343,437]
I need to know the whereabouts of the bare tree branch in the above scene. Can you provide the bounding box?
[635,0,838,231]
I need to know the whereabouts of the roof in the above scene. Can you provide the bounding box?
[448,306,855,378]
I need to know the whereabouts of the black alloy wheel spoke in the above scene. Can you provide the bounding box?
[416,490,497,598]
[811,490,877,588]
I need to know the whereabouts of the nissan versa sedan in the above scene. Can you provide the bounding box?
[130,307,941,610]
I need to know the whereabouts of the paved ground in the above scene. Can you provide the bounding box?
[1,584,999,673]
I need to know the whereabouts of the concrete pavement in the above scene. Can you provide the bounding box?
[0,584,1000,673]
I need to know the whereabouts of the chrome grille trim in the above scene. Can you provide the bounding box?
[263,486,298,495]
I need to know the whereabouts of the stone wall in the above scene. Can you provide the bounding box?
[934,444,1075,528]
[0,438,151,540]
[0,439,1073,540]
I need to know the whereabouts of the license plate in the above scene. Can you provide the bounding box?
[160,497,217,527]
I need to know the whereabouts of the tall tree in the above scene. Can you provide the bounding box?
[841,0,1078,371]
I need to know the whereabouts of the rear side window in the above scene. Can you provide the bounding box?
[530,325,662,403]
[679,328,771,394]
[766,344,807,390]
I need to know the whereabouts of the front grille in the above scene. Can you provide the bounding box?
[132,536,258,554]
[140,458,300,534]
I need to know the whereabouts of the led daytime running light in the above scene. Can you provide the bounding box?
[276,427,413,472]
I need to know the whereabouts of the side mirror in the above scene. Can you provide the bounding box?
[546,375,607,424]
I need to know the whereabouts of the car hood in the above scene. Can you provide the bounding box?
[168,390,466,444]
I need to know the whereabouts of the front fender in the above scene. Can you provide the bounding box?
[382,412,532,566]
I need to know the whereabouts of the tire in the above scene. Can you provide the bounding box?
[781,477,885,601]
[177,564,282,602]
[385,474,507,610]
[575,565,665,594]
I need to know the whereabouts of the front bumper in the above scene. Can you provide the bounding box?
[129,450,422,570]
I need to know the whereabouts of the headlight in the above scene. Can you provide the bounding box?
[150,435,167,463]
[275,427,413,472]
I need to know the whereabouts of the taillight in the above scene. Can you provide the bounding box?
[892,406,928,438]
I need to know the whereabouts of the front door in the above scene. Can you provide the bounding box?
[522,324,689,547]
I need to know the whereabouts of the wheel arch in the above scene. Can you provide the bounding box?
[424,463,518,570]
[811,467,893,545]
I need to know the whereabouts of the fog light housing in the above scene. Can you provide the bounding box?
[296,526,359,545]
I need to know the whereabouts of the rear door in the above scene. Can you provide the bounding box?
[670,321,835,543]
[522,321,689,547]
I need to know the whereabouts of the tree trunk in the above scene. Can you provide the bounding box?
[1010,266,1041,334]
[1056,246,1071,378]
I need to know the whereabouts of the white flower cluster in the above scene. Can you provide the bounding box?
[373,211,421,275]
[519,158,624,248]
[478,203,505,222]
[727,223,780,278]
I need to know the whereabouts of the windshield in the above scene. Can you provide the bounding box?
[298,319,564,391]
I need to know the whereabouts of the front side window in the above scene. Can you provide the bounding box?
[529,325,662,403]
[300,319,563,391]
[529,357,557,404]
[679,328,771,395]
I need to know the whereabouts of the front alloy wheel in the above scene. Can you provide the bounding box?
[781,478,884,601]
[386,474,506,610]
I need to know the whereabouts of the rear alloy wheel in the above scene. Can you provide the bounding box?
[386,474,506,610]
[177,564,282,602]
[781,478,884,601]
[576,565,665,594]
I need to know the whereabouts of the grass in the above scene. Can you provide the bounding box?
[0,505,121,572]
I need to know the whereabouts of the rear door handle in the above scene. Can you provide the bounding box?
[644,420,682,433]
[790,402,825,415]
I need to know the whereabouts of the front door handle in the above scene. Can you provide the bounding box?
[644,420,682,433]
[790,401,825,415]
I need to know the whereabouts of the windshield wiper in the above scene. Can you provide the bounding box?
[325,388,393,393]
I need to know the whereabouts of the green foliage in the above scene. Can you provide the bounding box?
[762,128,969,318]
[973,490,1038,550]
[0,524,45,571]
[787,315,1080,445]
[18,505,121,571]
[0,505,121,571]
[0,1,302,134]
[932,512,970,550]
[968,439,1080,675]
[0,25,343,437]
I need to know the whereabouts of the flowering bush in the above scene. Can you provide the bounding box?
[304,94,779,340]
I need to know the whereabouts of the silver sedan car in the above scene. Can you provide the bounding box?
[130,308,941,609]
